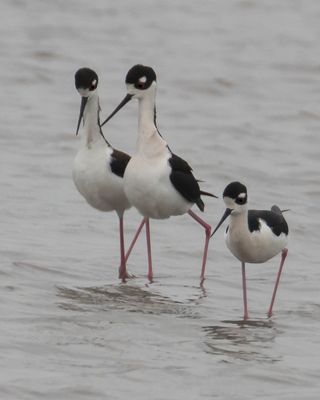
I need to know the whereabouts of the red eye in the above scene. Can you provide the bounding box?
[90,79,97,91]
[236,196,246,205]
[137,82,145,89]
[136,76,147,89]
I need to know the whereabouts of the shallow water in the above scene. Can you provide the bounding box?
[1,0,320,399]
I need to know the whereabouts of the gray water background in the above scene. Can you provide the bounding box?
[1,0,320,399]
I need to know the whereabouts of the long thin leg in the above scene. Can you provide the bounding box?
[188,210,211,285]
[267,248,288,318]
[124,218,146,263]
[242,262,249,320]
[145,218,153,283]
[118,215,126,282]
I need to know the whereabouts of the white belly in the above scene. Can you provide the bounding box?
[123,154,192,219]
[72,144,131,214]
[226,219,288,263]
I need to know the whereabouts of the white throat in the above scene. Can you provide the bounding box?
[229,206,248,230]
[81,93,104,147]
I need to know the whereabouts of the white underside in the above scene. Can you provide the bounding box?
[123,151,192,219]
[123,84,193,219]
[225,217,288,263]
[73,142,131,215]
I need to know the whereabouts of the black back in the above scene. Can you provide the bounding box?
[248,208,289,236]
[110,149,131,178]
[168,153,204,211]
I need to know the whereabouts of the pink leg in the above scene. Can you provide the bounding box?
[124,218,146,263]
[145,218,153,283]
[188,210,211,285]
[242,262,249,320]
[118,215,126,282]
[267,248,288,318]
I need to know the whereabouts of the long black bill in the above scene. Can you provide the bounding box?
[76,96,88,135]
[211,208,232,237]
[100,93,133,127]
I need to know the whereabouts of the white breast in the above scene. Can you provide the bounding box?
[123,150,192,219]
[226,218,288,263]
[73,143,131,214]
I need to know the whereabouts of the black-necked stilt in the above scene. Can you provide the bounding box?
[211,181,289,320]
[100,64,217,283]
[73,67,145,282]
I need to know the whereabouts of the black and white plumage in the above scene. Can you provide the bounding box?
[168,153,205,212]
[247,206,289,237]
[100,64,216,283]
[211,181,289,319]
[73,68,145,282]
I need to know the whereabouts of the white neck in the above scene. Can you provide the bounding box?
[81,93,105,147]
[136,88,167,156]
[229,207,249,232]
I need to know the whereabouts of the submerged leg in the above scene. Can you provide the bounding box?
[267,248,288,318]
[145,218,153,283]
[242,262,249,320]
[188,210,212,285]
[118,215,126,282]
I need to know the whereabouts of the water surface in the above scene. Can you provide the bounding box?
[1,1,320,399]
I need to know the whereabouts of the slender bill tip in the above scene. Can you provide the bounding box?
[100,93,133,127]
[76,96,88,135]
[210,208,232,238]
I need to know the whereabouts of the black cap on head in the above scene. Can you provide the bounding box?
[223,181,248,205]
[75,68,98,91]
[223,182,247,199]
[125,64,157,90]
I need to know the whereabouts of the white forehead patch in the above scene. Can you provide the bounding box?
[238,192,246,199]
[92,79,97,86]
[139,76,147,83]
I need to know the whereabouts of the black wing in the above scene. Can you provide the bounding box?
[248,208,289,236]
[110,149,131,178]
[168,153,204,211]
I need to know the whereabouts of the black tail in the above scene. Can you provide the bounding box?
[196,198,205,212]
[200,190,218,199]
[271,205,282,215]
[196,190,217,212]
[271,205,290,215]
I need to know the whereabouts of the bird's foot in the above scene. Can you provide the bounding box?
[118,267,136,282]
[125,270,136,279]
